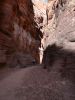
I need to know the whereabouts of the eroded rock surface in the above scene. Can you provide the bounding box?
[40,0,75,74]
[0,0,43,67]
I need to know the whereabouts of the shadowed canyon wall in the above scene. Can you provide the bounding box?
[0,0,43,67]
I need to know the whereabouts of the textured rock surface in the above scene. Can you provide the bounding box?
[41,0,75,49]
[0,0,42,67]
[39,0,75,76]
[0,0,75,100]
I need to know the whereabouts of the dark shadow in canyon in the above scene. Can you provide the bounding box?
[42,44,75,83]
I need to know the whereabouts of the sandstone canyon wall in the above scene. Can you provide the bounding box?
[40,0,75,49]
[40,0,75,69]
[0,0,42,67]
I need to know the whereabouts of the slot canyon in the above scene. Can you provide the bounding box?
[0,0,75,100]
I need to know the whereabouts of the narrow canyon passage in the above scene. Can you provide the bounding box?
[0,0,75,100]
